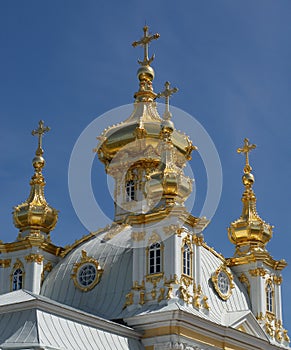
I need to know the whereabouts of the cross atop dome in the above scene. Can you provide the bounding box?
[237,138,256,174]
[132,25,160,66]
[157,81,178,120]
[32,120,50,156]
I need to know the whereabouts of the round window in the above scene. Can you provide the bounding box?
[77,263,97,287]
[217,271,230,295]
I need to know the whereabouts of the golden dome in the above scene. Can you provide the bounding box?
[228,138,273,253]
[96,29,195,169]
[13,121,58,238]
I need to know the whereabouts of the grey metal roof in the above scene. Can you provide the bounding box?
[41,225,252,328]
[0,290,144,350]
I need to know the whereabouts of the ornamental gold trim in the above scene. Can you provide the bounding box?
[131,231,146,241]
[146,272,164,288]
[25,254,44,264]
[211,264,234,301]
[249,268,267,277]
[0,259,11,268]
[71,250,103,292]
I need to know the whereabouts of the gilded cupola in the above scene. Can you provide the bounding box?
[96,26,196,170]
[228,138,273,255]
[146,82,194,208]
[13,120,58,239]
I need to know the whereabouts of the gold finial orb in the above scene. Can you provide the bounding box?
[137,65,155,81]
[32,155,45,170]
[242,173,255,187]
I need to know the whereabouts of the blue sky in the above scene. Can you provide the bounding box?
[1,0,291,332]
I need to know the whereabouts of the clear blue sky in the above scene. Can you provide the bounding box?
[1,0,291,332]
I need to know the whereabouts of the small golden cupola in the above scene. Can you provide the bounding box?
[146,82,194,208]
[228,138,273,255]
[13,120,58,240]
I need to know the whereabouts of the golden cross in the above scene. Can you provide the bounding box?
[132,25,160,66]
[31,120,50,155]
[157,81,178,120]
[237,138,256,174]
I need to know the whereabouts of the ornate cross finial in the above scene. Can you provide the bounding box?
[157,81,178,120]
[31,120,50,156]
[132,25,160,66]
[237,138,256,174]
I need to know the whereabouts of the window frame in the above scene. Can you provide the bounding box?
[266,280,274,314]
[12,268,23,291]
[125,179,136,202]
[148,242,162,274]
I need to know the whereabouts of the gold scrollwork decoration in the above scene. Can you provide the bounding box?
[25,254,44,264]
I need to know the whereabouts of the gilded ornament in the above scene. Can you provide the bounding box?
[146,272,164,288]
[283,329,290,342]
[202,296,210,311]
[0,259,11,268]
[164,274,179,285]
[124,292,133,308]
[192,234,204,246]
[239,273,250,295]
[157,287,165,302]
[139,291,145,305]
[180,274,193,288]
[166,286,173,299]
[249,268,267,277]
[25,254,44,264]
[131,231,146,242]
[273,275,283,285]
[13,258,24,270]
[132,280,145,290]
[162,224,180,236]
[148,231,161,245]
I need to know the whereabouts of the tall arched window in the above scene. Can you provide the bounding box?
[182,243,191,276]
[12,268,23,291]
[126,180,136,202]
[149,242,161,274]
[266,281,274,313]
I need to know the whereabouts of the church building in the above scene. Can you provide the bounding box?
[0,26,289,350]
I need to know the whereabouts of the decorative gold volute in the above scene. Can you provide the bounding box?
[228,138,273,253]
[13,120,58,238]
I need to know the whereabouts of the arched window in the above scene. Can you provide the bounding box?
[266,281,274,313]
[126,180,136,202]
[12,268,23,291]
[149,242,161,274]
[182,243,191,276]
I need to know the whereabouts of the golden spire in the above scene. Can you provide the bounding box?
[132,26,160,102]
[228,138,273,255]
[157,81,178,120]
[13,120,58,239]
